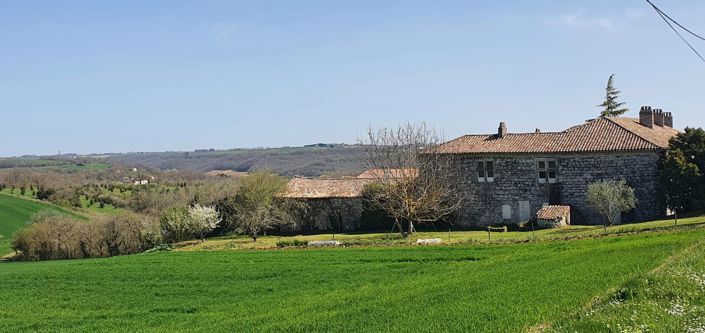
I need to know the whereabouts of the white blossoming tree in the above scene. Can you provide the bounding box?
[188,204,221,241]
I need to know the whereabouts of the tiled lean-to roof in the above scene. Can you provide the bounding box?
[281,177,373,199]
[536,205,571,221]
[430,117,679,155]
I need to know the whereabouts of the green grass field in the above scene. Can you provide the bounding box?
[1,229,703,332]
[0,194,84,256]
[549,237,705,332]
[180,214,705,251]
[0,187,123,215]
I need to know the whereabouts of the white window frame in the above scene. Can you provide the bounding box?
[477,160,495,183]
[537,159,558,184]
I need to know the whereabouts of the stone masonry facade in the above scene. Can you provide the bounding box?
[293,198,364,232]
[452,152,661,227]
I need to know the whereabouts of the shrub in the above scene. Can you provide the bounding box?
[586,180,637,228]
[276,239,308,247]
[159,207,192,243]
[35,187,55,200]
[11,212,93,260]
[11,212,162,261]
[187,204,221,241]
[102,214,162,256]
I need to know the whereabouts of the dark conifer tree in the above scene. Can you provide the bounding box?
[598,73,628,117]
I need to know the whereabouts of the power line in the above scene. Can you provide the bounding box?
[646,0,705,42]
[645,0,705,63]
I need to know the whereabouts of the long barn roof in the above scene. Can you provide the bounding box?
[430,117,678,155]
[281,178,372,199]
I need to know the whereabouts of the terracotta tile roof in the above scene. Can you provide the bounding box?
[607,117,679,148]
[356,168,418,179]
[430,117,678,155]
[536,205,570,220]
[281,177,373,199]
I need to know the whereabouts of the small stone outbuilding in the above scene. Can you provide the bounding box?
[281,169,414,232]
[535,205,571,228]
[281,177,372,232]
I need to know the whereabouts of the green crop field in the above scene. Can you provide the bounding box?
[1,229,703,332]
[0,194,83,256]
[548,237,705,332]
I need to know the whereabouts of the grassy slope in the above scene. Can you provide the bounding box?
[0,229,703,332]
[0,188,123,215]
[180,215,705,251]
[0,194,84,256]
[548,237,705,333]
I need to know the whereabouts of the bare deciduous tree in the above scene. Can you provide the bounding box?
[228,170,296,242]
[359,123,466,236]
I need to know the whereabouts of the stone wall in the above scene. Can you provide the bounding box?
[292,198,364,232]
[451,152,662,227]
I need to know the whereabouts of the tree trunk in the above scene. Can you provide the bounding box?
[394,218,404,237]
[408,220,415,236]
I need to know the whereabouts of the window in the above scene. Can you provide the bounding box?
[477,160,494,182]
[502,205,511,219]
[537,159,557,183]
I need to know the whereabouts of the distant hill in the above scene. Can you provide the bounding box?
[104,145,365,177]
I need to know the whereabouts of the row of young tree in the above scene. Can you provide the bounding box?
[10,171,296,260]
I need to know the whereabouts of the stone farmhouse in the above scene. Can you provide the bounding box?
[431,106,679,226]
[281,169,414,231]
[281,177,372,231]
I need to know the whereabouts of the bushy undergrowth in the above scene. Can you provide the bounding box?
[11,211,161,260]
[276,239,308,247]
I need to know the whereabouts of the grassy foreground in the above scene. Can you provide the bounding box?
[548,236,705,332]
[179,214,705,251]
[0,194,82,256]
[1,229,703,332]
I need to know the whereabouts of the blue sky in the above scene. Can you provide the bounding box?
[1,0,704,156]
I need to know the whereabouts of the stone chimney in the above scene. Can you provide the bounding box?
[664,112,673,128]
[653,109,665,127]
[639,106,654,128]
[498,122,507,138]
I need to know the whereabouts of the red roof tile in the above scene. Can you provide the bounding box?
[536,205,570,220]
[282,178,372,199]
[431,117,678,154]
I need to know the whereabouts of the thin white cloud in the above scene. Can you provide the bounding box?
[549,10,613,29]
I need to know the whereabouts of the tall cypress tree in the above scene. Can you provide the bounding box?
[597,73,628,117]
